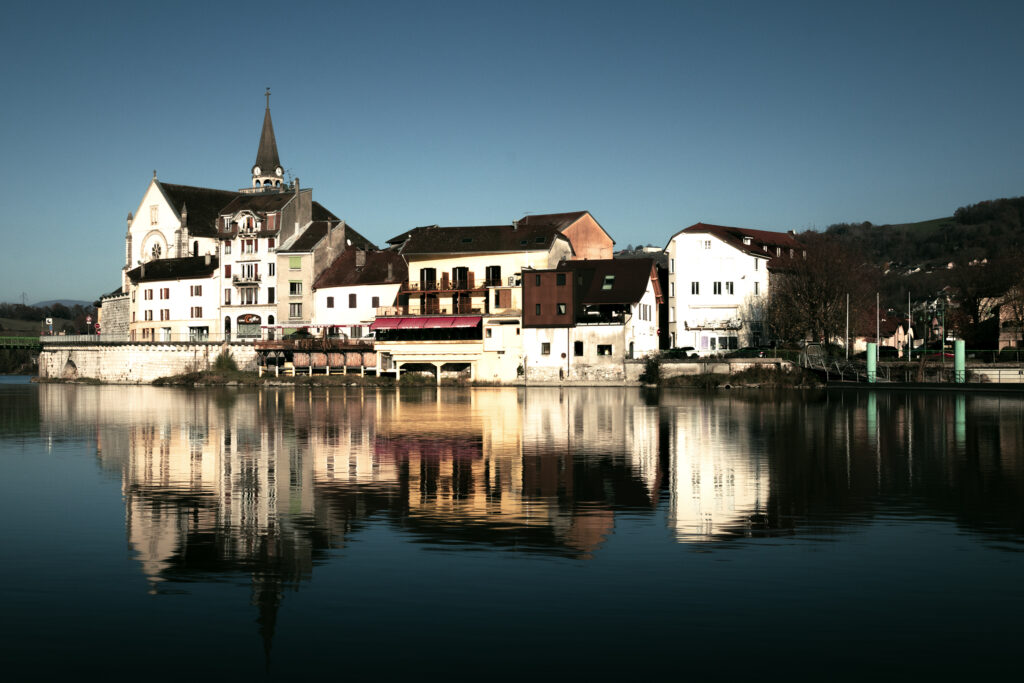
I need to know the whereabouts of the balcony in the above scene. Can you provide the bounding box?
[232,273,262,285]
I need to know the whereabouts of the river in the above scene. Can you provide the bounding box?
[1,376,1021,679]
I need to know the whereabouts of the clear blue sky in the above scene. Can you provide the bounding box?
[2,0,1023,303]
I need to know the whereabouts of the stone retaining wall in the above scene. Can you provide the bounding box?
[38,342,258,383]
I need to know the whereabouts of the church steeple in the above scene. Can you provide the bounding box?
[252,88,283,190]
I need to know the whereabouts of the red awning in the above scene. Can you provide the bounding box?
[397,318,427,329]
[369,317,402,330]
[423,317,456,328]
[449,316,482,328]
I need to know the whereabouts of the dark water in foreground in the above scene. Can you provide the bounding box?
[1,376,1022,679]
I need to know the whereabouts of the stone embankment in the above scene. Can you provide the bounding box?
[37,341,257,384]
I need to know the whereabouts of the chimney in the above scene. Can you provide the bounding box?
[387,261,394,281]
[205,254,211,266]
[141,263,146,278]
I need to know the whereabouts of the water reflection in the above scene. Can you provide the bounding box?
[32,384,1024,652]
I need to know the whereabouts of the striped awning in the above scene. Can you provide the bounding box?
[370,316,482,330]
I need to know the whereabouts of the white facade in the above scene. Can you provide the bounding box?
[129,270,221,341]
[313,283,402,338]
[124,179,219,291]
[666,232,769,354]
[220,219,281,337]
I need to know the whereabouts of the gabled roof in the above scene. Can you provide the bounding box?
[158,183,240,238]
[314,249,408,289]
[278,221,331,253]
[389,224,572,255]
[668,222,801,258]
[558,258,658,305]
[517,211,615,245]
[126,256,218,283]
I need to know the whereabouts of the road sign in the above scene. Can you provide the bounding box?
[45,318,53,325]
[94,323,101,333]
[86,315,92,324]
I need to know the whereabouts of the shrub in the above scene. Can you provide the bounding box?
[213,349,238,372]
[639,355,660,383]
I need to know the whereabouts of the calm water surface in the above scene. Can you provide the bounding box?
[1,376,1022,679]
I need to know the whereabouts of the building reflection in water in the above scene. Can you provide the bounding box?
[35,384,1024,653]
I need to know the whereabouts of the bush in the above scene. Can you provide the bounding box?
[639,355,660,383]
[213,349,238,372]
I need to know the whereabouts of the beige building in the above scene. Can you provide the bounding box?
[372,222,575,383]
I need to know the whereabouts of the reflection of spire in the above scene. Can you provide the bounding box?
[252,569,282,671]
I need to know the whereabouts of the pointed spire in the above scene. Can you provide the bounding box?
[254,88,281,173]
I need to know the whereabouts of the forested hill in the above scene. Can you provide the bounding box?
[819,196,1024,269]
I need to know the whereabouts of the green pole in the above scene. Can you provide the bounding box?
[867,342,877,383]
[954,339,966,383]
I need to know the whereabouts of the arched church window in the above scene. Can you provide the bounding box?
[151,243,162,260]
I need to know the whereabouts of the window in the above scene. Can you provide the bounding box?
[541,342,551,355]
[754,282,760,296]
[703,240,711,249]
[160,309,170,321]
[535,304,541,315]
[670,283,674,297]
[372,296,380,308]
[349,293,357,308]
[485,328,492,338]
[574,341,583,356]
[289,303,302,319]
[597,344,612,356]
[713,282,722,295]
[267,287,275,304]
[150,205,158,225]
[225,265,231,278]
[268,263,275,276]
[535,274,541,286]
[224,289,231,305]
[754,259,759,271]
[191,307,202,318]
[268,238,275,251]
[726,282,734,295]
[602,275,615,290]
[327,296,334,308]
[289,256,301,270]
[691,282,699,295]
[159,287,169,300]
[486,265,501,286]
[224,242,232,254]
[290,281,302,296]
[144,289,153,300]
[670,258,674,273]
[190,285,202,296]
[557,303,567,315]
[556,273,566,286]
[144,310,153,321]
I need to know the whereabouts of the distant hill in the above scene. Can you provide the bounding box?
[32,299,92,308]
[819,196,1024,270]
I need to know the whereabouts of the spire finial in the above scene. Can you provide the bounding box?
[265,87,271,109]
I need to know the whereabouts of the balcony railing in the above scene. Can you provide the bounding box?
[232,274,262,285]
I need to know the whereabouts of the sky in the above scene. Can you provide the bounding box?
[2,0,1023,303]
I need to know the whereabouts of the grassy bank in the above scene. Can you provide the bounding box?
[655,365,822,389]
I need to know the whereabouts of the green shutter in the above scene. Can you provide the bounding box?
[289,256,301,269]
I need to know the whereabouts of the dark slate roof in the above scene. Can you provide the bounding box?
[557,258,656,305]
[278,221,330,253]
[219,192,295,216]
[670,222,802,258]
[126,256,218,283]
[314,249,408,289]
[389,224,571,255]
[159,183,240,238]
[312,201,338,221]
[278,221,378,253]
[254,105,281,171]
[516,211,589,232]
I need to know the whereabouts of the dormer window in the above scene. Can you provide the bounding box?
[602,275,615,290]
[743,236,752,245]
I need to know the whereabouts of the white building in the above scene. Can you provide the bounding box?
[665,223,802,354]
[125,255,221,341]
[312,248,407,339]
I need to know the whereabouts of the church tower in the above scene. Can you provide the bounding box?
[252,88,284,190]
